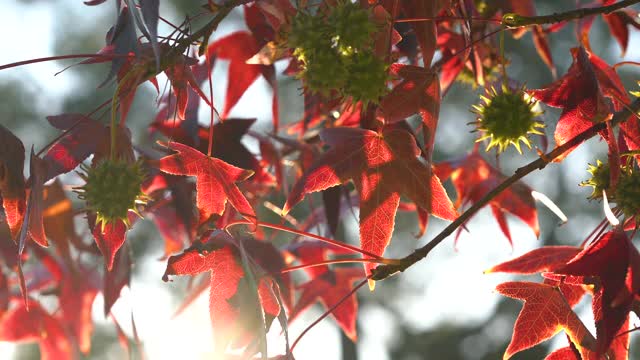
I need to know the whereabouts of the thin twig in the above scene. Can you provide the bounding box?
[502,0,640,28]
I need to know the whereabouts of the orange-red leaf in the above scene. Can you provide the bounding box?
[157,141,256,225]
[496,281,595,360]
[162,231,280,352]
[436,152,539,246]
[0,301,75,360]
[283,126,456,278]
[288,267,365,341]
[544,347,580,360]
[528,47,612,160]
[486,246,581,274]
[555,230,639,354]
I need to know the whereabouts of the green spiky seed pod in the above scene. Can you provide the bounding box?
[301,46,348,96]
[288,12,332,61]
[328,1,376,56]
[614,169,640,218]
[284,2,388,102]
[471,85,544,153]
[76,158,146,229]
[343,51,389,104]
[580,160,611,200]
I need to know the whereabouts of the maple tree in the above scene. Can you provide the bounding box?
[1,0,640,359]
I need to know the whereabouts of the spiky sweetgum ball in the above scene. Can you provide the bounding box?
[284,2,388,103]
[343,51,389,104]
[581,160,611,200]
[614,169,640,218]
[471,85,544,153]
[328,0,376,56]
[76,158,146,229]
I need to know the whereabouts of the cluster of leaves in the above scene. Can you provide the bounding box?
[0,0,640,359]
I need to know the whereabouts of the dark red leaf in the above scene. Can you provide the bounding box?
[104,243,132,316]
[0,124,26,240]
[24,152,48,248]
[401,0,444,67]
[44,114,107,181]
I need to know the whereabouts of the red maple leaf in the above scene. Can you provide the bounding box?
[156,141,257,226]
[163,58,212,120]
[0,300,75,360]
[0,124,26,241]
[42,181,81,263]
[206,5,277,125]
[150,118,275,185]
[382,65,439,124]
[283,126,457,280]
[288,267,365,341]
[485,246,581,274]
[91,212,137,271]
[103,242,131,316]
[578,0,640,57]
[162,230,280,352]
[381,64,440,161]
[400,0,443,67]
[435,151,539,246]
[502,0,555,75]
[554,230,640,354]
[496,281,596,360]
[544,347,580,360]
[528,47,614,160]
[43,114,108,181]
[21,152,48,249]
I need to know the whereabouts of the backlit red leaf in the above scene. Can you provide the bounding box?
[0,301,75,360]
[555,230,639,354]
[207,29,275,120]
[496,281,596,360]
[528,47,610,160]
[486,246,581,274]
[104,243,131,316]
[91,214,136,271]
[288,267,365,340]
[283,126,456,279]
[157,141,256,225]
[436,152,539,246]
[162,231,280,352]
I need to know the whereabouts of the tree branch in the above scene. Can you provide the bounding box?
[371,99,640,282]
[502,0,640,28]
